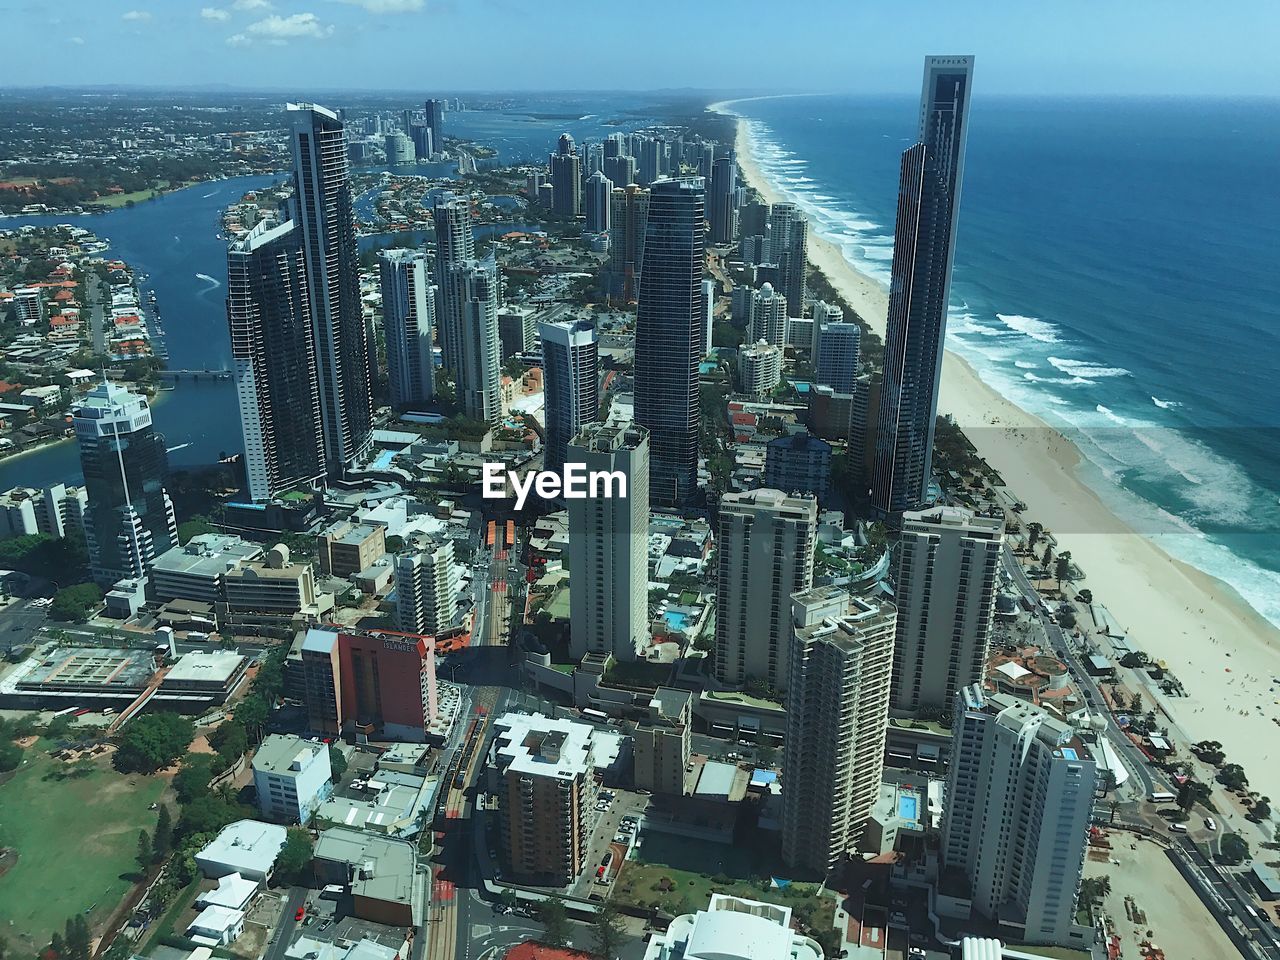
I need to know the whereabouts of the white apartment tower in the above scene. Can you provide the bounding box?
[714,488,817,692]
[540,318,599,473]
[567,423,650,662]
[942,686,1097,948]
[781,586,897,875]
[447,259,501,423]
[891,505,1004,715]
[379,249,435,410]
[749,282,789,347]
[394,536,457,636]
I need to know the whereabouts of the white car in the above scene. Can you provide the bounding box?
[1204,817,1218,831]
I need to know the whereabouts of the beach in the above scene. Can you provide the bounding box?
[722,104,1280,806]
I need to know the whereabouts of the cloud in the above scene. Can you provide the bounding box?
[232,0,272,9]
[201,7,230,20]
[336,0,424,11]
[122,10,152,21]
[231,12,334,45]
[70,35,85,44]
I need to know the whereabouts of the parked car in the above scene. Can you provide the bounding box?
[295,907,306,922]
[1205,816,1218,831]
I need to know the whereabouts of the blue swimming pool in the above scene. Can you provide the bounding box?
[898,795,919,821]
[1061,747,1079,760]
[371,449,396,470]
[663,610,689,630]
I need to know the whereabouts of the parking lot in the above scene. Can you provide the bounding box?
[569,785,649,899]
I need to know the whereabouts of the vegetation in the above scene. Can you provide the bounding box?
[48,583,103,622]
[113,713,196,774]
[329,745,348,782]
[592,898,627,958]
[275,828,315,885]
[537,895,571,948]
[0,531,89,581]
[1219,832,1250,865]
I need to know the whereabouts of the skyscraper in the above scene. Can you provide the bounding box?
[891,505,1004,715]
[749,282,788,346]
[768,202,808,317]
[550,148,582,216]
[379,249,435,411]
[567,423,649,662]
[708,154,738,246]
[423,99,445,158]
[288,103,373,475]
[227,218,326,502]
[447,259,502,423]
[942,686,1097,948]
[606,184,648,302]
[540,318,599,473]
[637,137,661,185]
[715,488,817,691]
[634,177,704,507]
[394,535,458,635]
[814,321,862,393]
[782,586,897,874]
[872,56,975,516]
[74,381,178,587]
[602,154,636,188]
[432,193,475,371]
[584,170,612,234]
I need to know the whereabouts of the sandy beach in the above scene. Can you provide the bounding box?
[721,104,1280,805]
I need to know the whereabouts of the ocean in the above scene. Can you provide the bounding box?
[729,93,1280,629]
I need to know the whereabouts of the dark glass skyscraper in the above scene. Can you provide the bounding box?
[872,56,974,516]
[708,154,738,246]
[424,99,445,158]
[227,218,326,502]
[74,381,178,587]
[634,177,705,506]
[288,103,373,475]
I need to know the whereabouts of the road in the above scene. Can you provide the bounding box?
[1174,836,1280,959]
[262,887,308,960]
[0,597,49,654]
[87,273,106,354]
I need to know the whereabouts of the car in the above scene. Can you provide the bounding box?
[908,949,927,959]
[614,833,628,844]
[601,851,613,867]
[295,907,306,922]
[1205,816,1218,830]
[596,866,606,878]
[1169,822,1188,832]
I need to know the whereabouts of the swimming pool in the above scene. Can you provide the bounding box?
[1061,747,1079,760]
[663,610,689,630]
[371,449,396,470]
[898,795,919,821]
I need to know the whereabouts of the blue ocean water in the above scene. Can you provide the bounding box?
[728,94,1280,627]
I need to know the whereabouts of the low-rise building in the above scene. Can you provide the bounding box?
[195,819,287,881]
[150,534,263,604]
[642,894,823,960]
[319,521,387,579]
[252,734,333,824]
[312,827,420,926]
[633,687,693,796]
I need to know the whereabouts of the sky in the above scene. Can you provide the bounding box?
[2,0,1278,97]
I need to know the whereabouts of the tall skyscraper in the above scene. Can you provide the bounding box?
[567,423,649,662]
[814,321,862,393]
[942,686,1097,948]
[550,149,582,216]
[809,300,843,353]
[584,170,612,233]
[634,177,704,506]
[872,56,975,516]
[891,505,1004,715]
[768,202,808,317]
[708,154,738,246]
[714,488,817,691]
[432,193,475,371]
[603,154,637,189]
[749,282,788,346]
[606,184,648,302]
[423,99,445,158]
[74,381,178,587]
[288,103,373,475]
[540,318,599,473]
[227,218,326,502]
[394,535,457,635]
[781,586,897,874]
[701,277,715,358]
[379,249,435,411]
[446,259,502,423]
[637,137,661,185]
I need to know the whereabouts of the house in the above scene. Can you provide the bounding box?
[186,906,245,946]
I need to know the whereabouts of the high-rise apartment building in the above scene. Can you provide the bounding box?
[540,318,599,473]
[815,321,861,394]
[749,282,789,346]
[714,488,817,691]
[394,537,457,636]
[490,713,596,885]
[73,381,178,587]
[567,423,650,662]
[584,170,612,233]
[288,103,373,475]
[379,249,435,411]
[942,686,1096,948]
[872,56,974,515]
[446,259,501,423]
[602,154,636,189]
[227,219,326,502]
[384,130,415,164]
[550,145,582,217]
[633,687,693,796]
[423,99,445,158]
[781,586,896,874]
[764,432,832,500]
[708,154,738,246]
[738,340,783,396]
[431,193,475,371]
[634,177,704,507]
[891,505,1004,715]
[606,184,649,302]
[768,203,808,317]
[0,484,87,540]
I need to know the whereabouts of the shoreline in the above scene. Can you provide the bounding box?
[718,101,1280,803]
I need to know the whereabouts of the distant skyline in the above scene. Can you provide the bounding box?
[3,0,1278,97]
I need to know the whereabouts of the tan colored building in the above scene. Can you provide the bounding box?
[633,687,693,795]
[318,520,386,579]
[224,544,326,616]
[490,713,595,885]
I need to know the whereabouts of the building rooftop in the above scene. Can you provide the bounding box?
[197,819,287,876]
[151,534,263,579]
[165,650,247,685]
[303,627,339,654]
[252,734,328,775]
[313,827,417,908]
[492,712,594,781]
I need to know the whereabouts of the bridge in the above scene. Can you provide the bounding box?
[158,368,232,381]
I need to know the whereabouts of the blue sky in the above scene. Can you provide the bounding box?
[4,0,1277,96]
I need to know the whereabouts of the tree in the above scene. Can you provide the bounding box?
[1054,551,1073,588]
[136,830,153,874]
[48,583,103,622]
[1076,588,1094,605]
[153,804,173,862]
[177,792,248,839]
[1253,797,1271,821]
[209,719,248,765]
[1177,778,1211,813]
[174,752,216,803]
[234,695,269,745]
[592,898,626,959]
[1218,763,1249,791]
[538,895,571,948]
[497,888,518,912]
[275,827,314,885]
[328,744,348,782]
[1027,522,1043,550]
[1127,692,1143,714]
[0,740,22,773]
[1220,832,1250,865]
[113,713,195,774]
[64,916,90,960]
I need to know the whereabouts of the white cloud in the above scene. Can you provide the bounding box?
[122,10,153,21]
[336,0,424,11]
[226,33,251,46]
[70,36,85,44]
[232,12,334,45]
[232,0,272,9]
[201,7,231,20]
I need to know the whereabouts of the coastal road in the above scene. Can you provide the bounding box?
[1174,837,1280,959]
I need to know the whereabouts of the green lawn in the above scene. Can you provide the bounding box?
[0,739,169,949]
